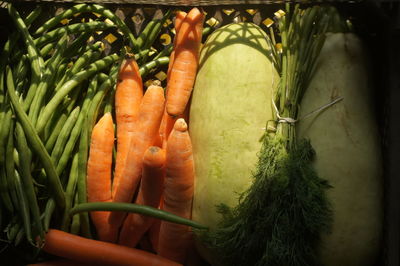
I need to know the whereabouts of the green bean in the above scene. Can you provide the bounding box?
[0,166,14,213]
[76,116,92,239]
[8,5,45,80]
[14,170,33,244]
[2,5,42,67]
[14,227,25,246]
[7,219,21,243]
[43,198,55,232]
[153,43,173,61]
[34,4,137,51]
[70,193,80,235]
[33,21,115,49]
[135,49,150,61]
[15,123,44,242]
[13,54,28,84]
[137,20,157,50]
[0,109,12,164]
[36,53,119,135]
[202,26,212,39]
[87,67,119,132]
[61,153,79,232]
[40,42,56,59]
[103,87,115,114]
[67,44,102,78]
[44,100,76,152]
[51,106,80,164]
[29,34,69,126]
[6,66,65,209]
[70,202,208,230]
[54,63,68,86]
[5,120,19,210]
[139,56,169,78]
[64,32,92,59]
[143,9,172,51]
[55,78,99,177]
[24,5,43,27]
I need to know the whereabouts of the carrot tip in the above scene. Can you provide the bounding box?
[173,118,187,132]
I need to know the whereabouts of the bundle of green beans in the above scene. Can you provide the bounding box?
[0,3,202,263]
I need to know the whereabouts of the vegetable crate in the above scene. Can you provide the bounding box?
[0,0,399,266]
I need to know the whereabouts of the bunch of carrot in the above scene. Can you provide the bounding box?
[57,7,205,265]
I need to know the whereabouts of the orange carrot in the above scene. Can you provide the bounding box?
[166,8,204,117]
[42,229,182,266]
[118,146,166,247]
[86,112,117,242]
[148,202,162,252]
[166,11,187,82]
[112,57,143,200]
[109,84,165,229]
[157,119,195,264]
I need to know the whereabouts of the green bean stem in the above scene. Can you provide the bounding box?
[6,66,65,209]
[36,53,119,135]
[70,202,208,230]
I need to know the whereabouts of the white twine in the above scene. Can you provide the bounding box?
[271,96,344,125]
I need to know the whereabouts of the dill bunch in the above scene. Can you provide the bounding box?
[201,137,332,266]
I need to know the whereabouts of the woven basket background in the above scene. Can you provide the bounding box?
[0,1,399,266]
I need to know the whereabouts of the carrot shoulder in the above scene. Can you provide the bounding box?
[166,8,204,117]
[118,146,165,247]
[109,84,165,229]
[112,57,143,200]
[86,112,117,242]
[157,119,195,264]
[42,229,182,266]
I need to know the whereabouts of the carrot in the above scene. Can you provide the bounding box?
[112,57,143,200]
[166,8,204,117]
[86,112,117,242]
[118,146,165,247]
[42,229,182,266]
[148,202,163,252]
[109,84,165,229]
[166,10,187,82]
[157,118,195,264]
